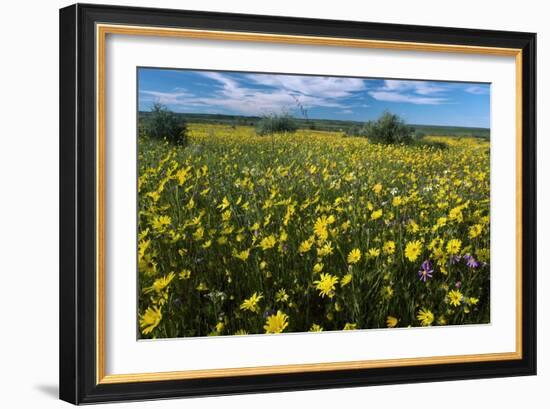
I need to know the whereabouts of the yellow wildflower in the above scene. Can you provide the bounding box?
[341,273,352,287]
[152,215,171,232]
[221,209,231,222]
[383,240,395,254]
[468,224,483,239]
[240,292,263,312]
[264,311,289,334]
[218,196,230,210]
[313,215,334,241]
[405,240,422,262]
[313,273,339,298]
[260,235,277,250]
[313,263,324,274]
[233,249,250,261]
[347,248,361,264]
[143,272,175,294]
[196,282,208,291]
[368,247,381,258]
[298,238,314,254]
[317,242,334,257]
[382,285,394,300]
[448,289,463,307]
[449,206,463,222]
[275,289,289,303]
[386,316,398,328]
[446,239,462,255]
[139,306,162,335]
[407,220,420,233]
[417,308,434,326]
[370,209,383,220]
[193,227,204,240]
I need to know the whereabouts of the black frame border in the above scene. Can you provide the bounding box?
[59,3,536,404]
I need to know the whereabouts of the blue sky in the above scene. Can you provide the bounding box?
[138,68,490,128]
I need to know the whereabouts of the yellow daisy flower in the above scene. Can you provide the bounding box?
[347,248,361,264]
[448,289,463,307]
[240,292,263,312]
[405,240,422,262]
[264,311,289,334]
[416,308,434,326]
[386,316,398,328]
[313,273,339,298]
[139,306,162,335]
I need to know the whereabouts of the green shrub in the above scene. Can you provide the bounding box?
[363,111,414,145]
[143,103,188,145]
[255,112,298,136]
[345,125,367,137]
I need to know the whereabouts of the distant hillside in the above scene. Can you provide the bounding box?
[409,124,490,139]
[138,111,490,139]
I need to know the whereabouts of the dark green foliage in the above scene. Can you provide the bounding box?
[345,125,367,137]
[363,111,415,145]
[255,112,298,135]
[143,103,188,145]
[344,111,415,144]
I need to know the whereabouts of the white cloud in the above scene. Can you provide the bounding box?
[368,79,448,105]
[465,85,490,95]
[139,89,193,105]
[182,72,360,115]
[246,74,366,98]
[199,72,244,98]
[368,91,447,105]
[380,80,447,95]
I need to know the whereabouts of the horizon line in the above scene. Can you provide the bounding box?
[138,110,490,131]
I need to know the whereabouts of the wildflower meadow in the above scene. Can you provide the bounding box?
[137,124,490,338]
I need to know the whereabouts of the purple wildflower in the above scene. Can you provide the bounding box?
[418,260,433,282]
[450,255,461,265]
[464,254,480,269]
[455,281,462,289]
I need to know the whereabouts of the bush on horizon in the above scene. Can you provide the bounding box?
[143,103,188,145]
[255,112,298,136]
[346,111,415,145]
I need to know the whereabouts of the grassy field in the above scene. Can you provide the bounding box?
[137,124,490,338]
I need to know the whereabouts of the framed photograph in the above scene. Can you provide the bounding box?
[59,3,536,404]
